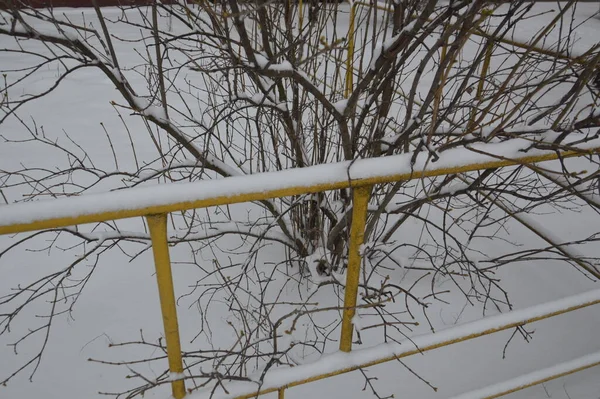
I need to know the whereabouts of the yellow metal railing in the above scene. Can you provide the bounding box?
[0,6,598,391]
[147,214,187,398]
[0,4,598,399]
[343,1,594,104]
[200,288,600,399]
[1,142,600,399]
[339,185,371,352]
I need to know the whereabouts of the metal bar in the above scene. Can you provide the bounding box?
[353,2,592,66]
[478,42,493,97]
[225,289,600,399]
[345,2,356,98]
[0,6,596,399]
[449,351,600,399]
[469,41,493,129]
[339,185,371,352]
[146,214,186,399]
[2,146,599,236]
[472,27,594,66]
[355,1,392,13]
[482,364,600,399]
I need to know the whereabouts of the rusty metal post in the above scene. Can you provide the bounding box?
[146,213,186,399]
[339,185,371,352]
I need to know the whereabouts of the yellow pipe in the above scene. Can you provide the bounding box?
[0,7,596,399]
[429,36,449,141]
[146,214,186,399]
[469,41,494,130]
[352,4,590,67]
[478,42,493,98]
[339,185,371,352]
[228,293,600,399]
[345,1,356,98]
[479,360,600,399]
[2,148,600,236]
[355,1,392,13]
[473,28,592,66]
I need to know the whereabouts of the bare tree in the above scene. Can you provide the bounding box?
[1,0,600,397]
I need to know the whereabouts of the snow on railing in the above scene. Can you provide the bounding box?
[1,135,600,399]
[187,288,600,399]
[448,351,600,399]
[1,135,599,235]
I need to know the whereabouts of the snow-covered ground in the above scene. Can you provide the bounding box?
[1,2,600,399]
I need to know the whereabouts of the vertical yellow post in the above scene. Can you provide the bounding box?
[146,214,186,399]
[345,2,357,98]
[278,388,285,399]
[429,38,448,142]
[477,42,493,100]
[339,185,371,352]
[469,42,493,129]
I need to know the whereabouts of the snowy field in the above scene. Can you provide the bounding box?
[1,2,600,399]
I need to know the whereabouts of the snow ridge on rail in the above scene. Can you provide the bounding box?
[0,135,599,233]
[187,288,600,399]
[448,351,600,399]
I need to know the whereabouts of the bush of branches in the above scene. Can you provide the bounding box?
[1,0,599,397]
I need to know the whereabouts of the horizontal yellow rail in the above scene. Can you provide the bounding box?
[1,142,599,236]
[1,6,598,399]
[352,1,595,66]
[189,288,600,399]
[1,133,599,399]
[449,351,600,399]
[473,27,596,66]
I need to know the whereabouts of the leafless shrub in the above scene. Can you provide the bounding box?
[1,0,599,396]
